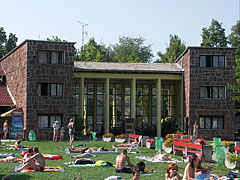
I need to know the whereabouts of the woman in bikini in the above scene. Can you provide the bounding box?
[165,163,182,180]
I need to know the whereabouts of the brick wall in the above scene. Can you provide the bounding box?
[179,47,236,140]
[0,40,75,140]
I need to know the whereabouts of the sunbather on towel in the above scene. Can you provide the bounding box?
[115,149,134,173]
[14,147,45,172]
[112,138,138,148]
[23,148,34,164]
[70,147,107,153]
[153,150,174,161]
[14,140,28,150]
[71,153,93,158]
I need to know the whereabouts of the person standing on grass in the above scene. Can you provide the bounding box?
[3,120,8,139]
[53,121,59,142]
[193,121,198,136]
[115,149,134,173]
[60,127,65,141]
[15,147,45,172]
[67,118,74,147]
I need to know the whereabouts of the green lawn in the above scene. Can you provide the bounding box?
[0,140,230,180]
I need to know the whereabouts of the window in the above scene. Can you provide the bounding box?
[38,115,62,128]
[199,86,225,99]
[199,116,224,129]
[38,51,64,64]
[200,55,225,68]
[38,83,63,96]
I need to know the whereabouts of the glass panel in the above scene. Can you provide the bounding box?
[41,83,49,96]
[87,95,94,105]
[38,51,47,64]
[50,116,56,127]
[219,87,225,99]
[152,96,156,106]
[152,107,157,116]
[39,115,48,128]
[212,117,218,129]
[200,87,207,98]
[56,115,61,127]
[87,106,93,115]
[97,106,103,115]
[213,56,219,67]
[88,84,94,94]
[125,106,130,116]
[125,87,131,95]
[51,84,57,96]
[212,87,218,98]
[74,86,79,95]
[125,96,130,106]
[152,88,157,96]
[152,116,156,125]
[206,117,211,129]
[219,56,225,67]
[97,86,104,94]
[143,85,149,95]
[74,96,79,105]
[200,117,204,128]
[200,56,206,67]
[57,84,63,96]
[116,84,121,95]
[218,117,223,129]
[51,51,59,64]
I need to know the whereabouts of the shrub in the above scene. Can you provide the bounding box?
[221,141,235,147]
[115,134,128,139]
[165,134,174,139]
[226,153,240,163]
[102,133,114,138]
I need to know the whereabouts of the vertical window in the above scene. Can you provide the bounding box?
[213,56,219,67]
[200,56,206,67]
[199,116,224,129]
[38,51,47,64]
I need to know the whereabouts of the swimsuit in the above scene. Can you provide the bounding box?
[115,167,132,173]
[69,128,74,135]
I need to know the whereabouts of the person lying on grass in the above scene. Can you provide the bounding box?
[165,163,182,180]
[112,138,139,148]
[71,153,94,158]
[14,147,45,172]
[115,149,134,173]
[14,140,28,150]
[153,150,175,161]
[69,147,107,153]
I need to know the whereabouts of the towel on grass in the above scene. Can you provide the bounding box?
[9,147,28,151]
[135,156,181,163]
[65,148,120,154]
[12,164,65,173]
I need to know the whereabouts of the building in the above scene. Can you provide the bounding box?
[0,40,236,140]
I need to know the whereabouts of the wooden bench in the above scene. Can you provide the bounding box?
[173,139,202,156]
[128,134,141,144]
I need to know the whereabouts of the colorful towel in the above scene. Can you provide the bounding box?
[135,156,181,163]
[65,148,119,154]
[0,153,15,158]
[12,164,65,173]
[68,164,96,167]
[9,147,28,151]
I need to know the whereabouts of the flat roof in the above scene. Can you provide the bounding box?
[74,61,184,74]
[0,39,76,62]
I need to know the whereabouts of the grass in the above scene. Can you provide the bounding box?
[0,140,231,180]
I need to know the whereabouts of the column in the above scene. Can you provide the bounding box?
[105,77,110,133]
[78,77,85,134]
[131,78,136,119]
[157,78,161,137]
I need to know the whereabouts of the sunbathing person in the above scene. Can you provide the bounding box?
[69,147,107,153]
[71,153,94,158]
[165,163,182,180]
[153,150,175,161]
[131,166,140,180]
[182,154,198,180]
[115,149,134,173]
[112,138,139,148]
[23,148,34,164]
[194,154,212,175]
[14,140,28,150]
[14,147,45,172]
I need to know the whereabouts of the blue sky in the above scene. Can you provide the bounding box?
[1,0,239,60]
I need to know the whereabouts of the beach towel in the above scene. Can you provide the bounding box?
[12,164,65,173]
[65,148,120,154]
[68,164,96,167]
[21,151,62,160]
[135,156,181,163]
[104,176,126,180]
[9,147,28,151]
[0,153,15,158]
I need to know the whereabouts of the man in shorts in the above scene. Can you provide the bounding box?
[115,149,134,173]
[53,121,59,142]
[14,147,45,172]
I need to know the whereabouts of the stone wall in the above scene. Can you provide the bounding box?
[179,47,236,140]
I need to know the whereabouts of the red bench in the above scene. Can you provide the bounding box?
[128,134,141,144]
[173,139,202,156]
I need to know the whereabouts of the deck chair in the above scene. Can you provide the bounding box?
[113,136,142,153]
[90,131,98,141]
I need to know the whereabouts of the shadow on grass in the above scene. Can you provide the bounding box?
[0,174,31,180]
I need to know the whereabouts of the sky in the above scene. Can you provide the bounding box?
[1,0,239,60]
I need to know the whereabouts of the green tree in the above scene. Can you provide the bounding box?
[201,19,228,47]
[228,21,240,107]
[156,34,186,63]
[0,27,18,58]
[46,35,67,42]
[78,37,111,62]
[110,35,153,63]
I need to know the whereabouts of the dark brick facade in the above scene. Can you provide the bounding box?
[0,40,75,140]
[177,47,236,140]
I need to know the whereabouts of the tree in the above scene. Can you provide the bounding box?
[201,19,228,47]
[0,27,18,58]
[110,35,153,63]
[156,34,186,63]
[78,38,111,62]
[228,21,240,107]
[46,35,67,42]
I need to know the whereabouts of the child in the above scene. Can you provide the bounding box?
[60,127,65,141]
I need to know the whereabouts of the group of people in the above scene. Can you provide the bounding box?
[52,118,74,147]
[14,147,45,172]
[115,149,215,180]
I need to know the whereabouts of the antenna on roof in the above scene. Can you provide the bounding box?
[77,21,88,51]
